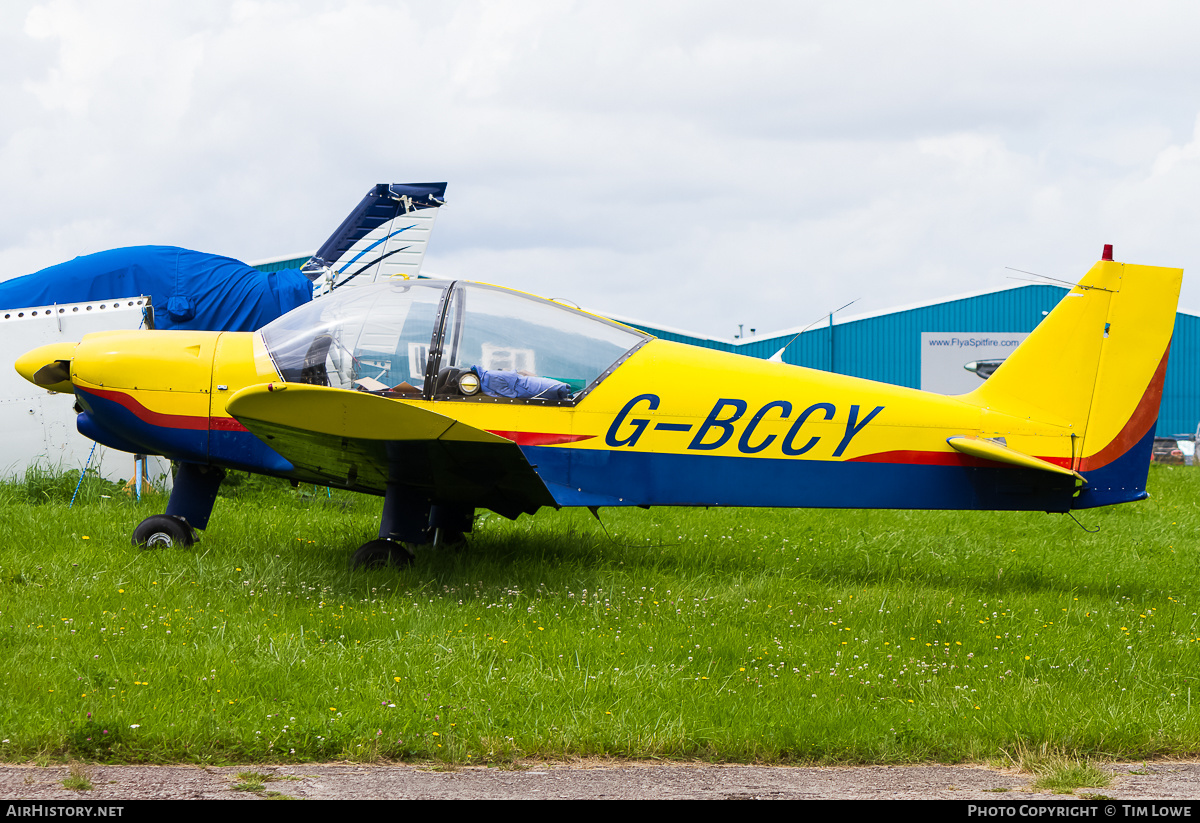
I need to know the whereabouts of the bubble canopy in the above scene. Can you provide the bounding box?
[259,280,649,403]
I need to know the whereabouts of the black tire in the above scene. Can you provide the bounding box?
[433,529,467,550]
[132,515,195,549]
[351,538,416,570]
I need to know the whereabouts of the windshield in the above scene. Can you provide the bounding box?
[435,283,648,402]
[260,280,448,393]
[260,279,648,403]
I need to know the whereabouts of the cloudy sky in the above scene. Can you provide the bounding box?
[2,0,1200,339]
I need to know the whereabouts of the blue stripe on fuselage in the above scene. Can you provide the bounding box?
[520,445,1079,513]
[208,428,295,474]
[75,388,208,462]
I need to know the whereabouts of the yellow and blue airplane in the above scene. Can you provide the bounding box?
[15,245,1181,568]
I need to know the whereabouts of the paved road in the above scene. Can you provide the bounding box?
[2,760,1200,800]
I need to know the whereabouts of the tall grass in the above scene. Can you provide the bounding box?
[1,464,1200,765]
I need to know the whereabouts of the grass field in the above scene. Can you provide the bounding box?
[1,463,1199,765]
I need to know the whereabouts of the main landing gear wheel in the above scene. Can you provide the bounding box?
[132,515,196,549]
[432,529,467,550]
[351,538,416,570]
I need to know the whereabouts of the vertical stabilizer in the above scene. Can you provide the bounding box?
[964,248,1181,508]
[303,183,448,295]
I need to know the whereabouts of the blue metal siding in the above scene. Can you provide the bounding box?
[252,255,311,273]
[644,328,736,351]
[1163,314,1200,436]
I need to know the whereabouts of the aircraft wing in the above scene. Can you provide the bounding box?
[226,383,556,518]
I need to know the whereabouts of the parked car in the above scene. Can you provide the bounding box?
[1153,435,1195,465]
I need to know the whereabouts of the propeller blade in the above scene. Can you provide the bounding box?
[33,360,71,387]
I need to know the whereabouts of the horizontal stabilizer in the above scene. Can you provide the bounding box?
[946,436,1084,483]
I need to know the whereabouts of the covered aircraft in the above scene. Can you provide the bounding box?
[14,245,1180,568]
[0,246,312,333]
[0,182,449,332]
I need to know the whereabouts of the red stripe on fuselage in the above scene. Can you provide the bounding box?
[487,431,595,446]
[209,416,249,432]
[848,450,992,467]
[83,387,247,432]
[849,344,1171,472]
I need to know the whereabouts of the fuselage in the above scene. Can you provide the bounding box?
[19,326,1081,513]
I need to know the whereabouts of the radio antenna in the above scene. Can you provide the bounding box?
[768,298,859,363]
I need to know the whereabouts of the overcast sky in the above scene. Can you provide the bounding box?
[2,0,1200,339]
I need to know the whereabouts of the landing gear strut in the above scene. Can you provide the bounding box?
[131,462,225,548]
[349,482,474,569]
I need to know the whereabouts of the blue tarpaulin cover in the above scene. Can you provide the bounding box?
[0,246,312,331]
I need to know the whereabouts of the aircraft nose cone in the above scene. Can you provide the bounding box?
[15,342,78,393]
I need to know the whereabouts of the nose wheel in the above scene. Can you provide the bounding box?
[132,515,196,549]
